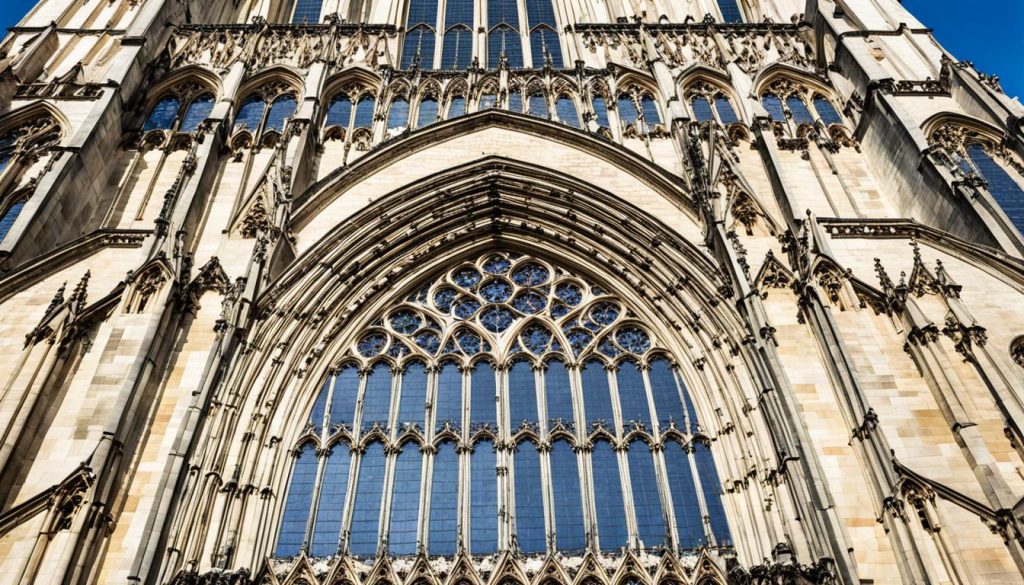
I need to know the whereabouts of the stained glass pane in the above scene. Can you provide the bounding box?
[311,444,350,556]
[435,363,462,430]
[527,94,547,118]
[529,28,562,68]
[354,96,376,128]
[715,97,739,124]
[550,440,585,551]
[691,97,714,122]
[408,0,439,26]
[664,443,703,548]
[471,360,497,427]
[489,26,523,69]
[235,95,266,132]
[292,0,323,23]
[616,360,651,429]
[640,95,661,125]
[445,0,473,27]
[398,361,428,430]
[361,363,392,431]
[813,96,842,126]
[448,96,466,118]
[331,365,360,427]
[417,97,439,127]
[581,359,613,427]
[717,0,743,22]
[325,95,352,128]
[389,446,423,554]
[649,358,683,430]
[470,440,498,553]
[513,443,545,553]
[144,96,181,131]
[967,145,1024,233]
[555,97,579,127]
[276,443,318,556]
[509,360,538,428]
[628,442,665,547]
[441,28,472,69]
[694,443,730,544]
[786,96,814,125]
[488,0,518,27]
[592,95,609,128]
[402,27,437,69]
[180,94,214,132]
[388,98,410,130]
[525,0,557,27]
[618,96,638,128]
[509,92,523,113]
[761,95,784,122]
[349,442,387,556]
[429,442,459,554]
[310,378,331,432]
[544,359,574,428]
[591,440,627,549]
[265,95,297,133]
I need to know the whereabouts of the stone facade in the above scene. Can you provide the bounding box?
[0,0,1023,584]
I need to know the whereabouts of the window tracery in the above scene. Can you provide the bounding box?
[274,252,731,558]
[232,82,299,148]
[323,87,378,151]
[684,81,739,125]
[758,78,849,145]
[141,82,215,135]
[0,113,61,243]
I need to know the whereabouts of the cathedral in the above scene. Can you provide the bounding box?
[0,0,1024,583]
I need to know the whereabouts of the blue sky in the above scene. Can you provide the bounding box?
[0,0,1020,97]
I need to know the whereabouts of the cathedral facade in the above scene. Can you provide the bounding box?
[0,0,1023,583]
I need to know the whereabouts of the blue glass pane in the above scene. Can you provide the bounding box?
[331,365,360,427]
[276,443,318,556]
[0,153,10,176]
[509,360,538,428]
[489,27,523,68]
[628,443,665,547]
[786,97,814,125]
[813,97,842,125]
[180,94,214,132]
[311,444,350,556]
[445,0,473,27]
[694,443,730,544]
[581,360,613,427]
[525,0,557,27]
[448,96,466,118]
[592,96,609,128]
[361,363,392,431]
[429,441,459,555]
[640,95,660,125]
[417,98,439,127]
[349,442,386,556]
[441,28,472,69]
[530,28,562,68]
[480,93,497,109]
[144,96,181,131]
[435,363,462,430]
[0,200,24,242]
[591,441,627,550]
[555,97,579,127]
[681,378,700,435]
[761,95,784,122]
[544,359,574,427]
[354,96,375,128]
[399,361,427,429]
[293,0,323,23]
[471,440,498,553]
[691,97,714,122]
[403,27,437,68]
[616,360,651,429]
[389,446,423,554]
[488,0,519,28]
[509,92,523,113]
[649,358,683,430]
[715,97,739,124]
[235,96,266,132]
[513,443,545,553]
[664,444,703,548]
[265,95,297,133]
[471,361,497,427]
[717,0,742,22]
[618,96,638,127]
[389,99,410,130]
[968,145,1024,236]
[550,440,585,551]
[310,378,331,432]
[408,0,439,26]
[325,95,352,128]
[527,94,547,118]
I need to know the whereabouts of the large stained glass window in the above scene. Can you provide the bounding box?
[275,252,731,556]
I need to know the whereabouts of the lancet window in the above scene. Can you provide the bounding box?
[685,82,739,125]
[142,83,215,134]
[0,114,61,243]
[403,0,439,68]
[618,89,662,137]
[759,79,846,137]
[323,88,377,150]
[273,252,732,558]
[233,84,298,143]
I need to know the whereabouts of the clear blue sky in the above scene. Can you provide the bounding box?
[0,0,1020,97]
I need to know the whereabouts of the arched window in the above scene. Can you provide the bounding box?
[525,0,561,67]
[509,359,538,428]
[649,357,683,430]
[488,0,522,68]
[616,359,651,429]
[786,96,814,125]
[398,361,427,429]
[429,441,459,554]
[551,439,585,550]
[331,364,360,427]
[235,95,267,132]
[761,94,785,122]
[513,441,545,552]
[544,358,574,427]
[292,0,323,23]
[471,360,497,427]
[640,94,661,127]
[715,96,739,124]
[812,96,843,126]
[388,97,410,131]
[310,442,351,556]
[361,363,392,431]
[180,94,215,132]
[509,90,524,113]
[555,96,579,128]
[716,0,743,22]
[581,359,613,426]
[354,95,376,129]
[664,442,703,548]
[527,92,547,118]
[441,0,473,69]
[416,96,439,128]
[435,362,462,430]
[143,96,181,131]
[966,144,1024,232]
[389,443,423,554]
[470,439,498,553]
[447,95,467,118]
[349,441,387,556]
[276,443,318,556]
[691,96,714,122]
[592,440,627,549]
[686,84,739,125]
[694,442,730,544]
[325,94,353,129]
[265,94,297,133]
[627,441,665,547]
[591,94,610,130]
[403,0,439,68]
[617,95,639,131]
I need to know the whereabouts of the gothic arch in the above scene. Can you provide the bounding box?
[751,63,834,98]
[143,65,223,108]
[238,65,306,103]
